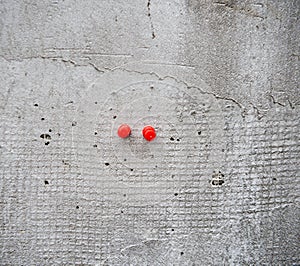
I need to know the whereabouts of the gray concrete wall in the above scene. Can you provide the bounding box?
[0,0,299,265]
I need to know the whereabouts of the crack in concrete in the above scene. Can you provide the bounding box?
[1,55,296,117]
[249,103,268,120]
[265,94,296,112]
[0,54,105,73]
[88,62,105,73]
[107,67,246,115]
[147,0,156,39]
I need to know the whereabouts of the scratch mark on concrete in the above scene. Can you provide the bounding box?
[101,239,166,265]
[0,87,12,110]
[213,1,265,19]
[83,52,133,58]
[144,61,196,69]
[45,47,90,52]
[120,239,164,254]
[253,3,264,7]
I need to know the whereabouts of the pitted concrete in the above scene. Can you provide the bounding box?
[0,0,299,265]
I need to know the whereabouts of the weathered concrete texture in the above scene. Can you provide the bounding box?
[0,0,299,265]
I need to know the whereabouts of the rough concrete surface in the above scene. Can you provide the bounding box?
[0,0,299,265]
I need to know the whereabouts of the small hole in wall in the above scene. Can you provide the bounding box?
[113,115,117,119]
[198,131,201,135]
[45,141,50,146]
[105,163,110,166]
[130,168,134,171]
[93,144,97,148]
[76,206,79,209]
[94,132,98,135]
[211,179,225,186]
[171,228,174,231]
[41,117,45,121]
[72,122,77,126]
[44,180,49,185]
[170,137,175,141]
[174,193,178,196]
[180,252,184,256]
[95,101,98,104]
[34,103,39,107]
[121,210,124,213]
[49,129,52,132]
[40,134,51,140]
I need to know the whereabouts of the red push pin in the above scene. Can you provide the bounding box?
[117,124,131,138]
[142,125,156,141]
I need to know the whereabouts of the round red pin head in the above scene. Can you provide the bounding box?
[117,124,131,138]
[142,126,156,141]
